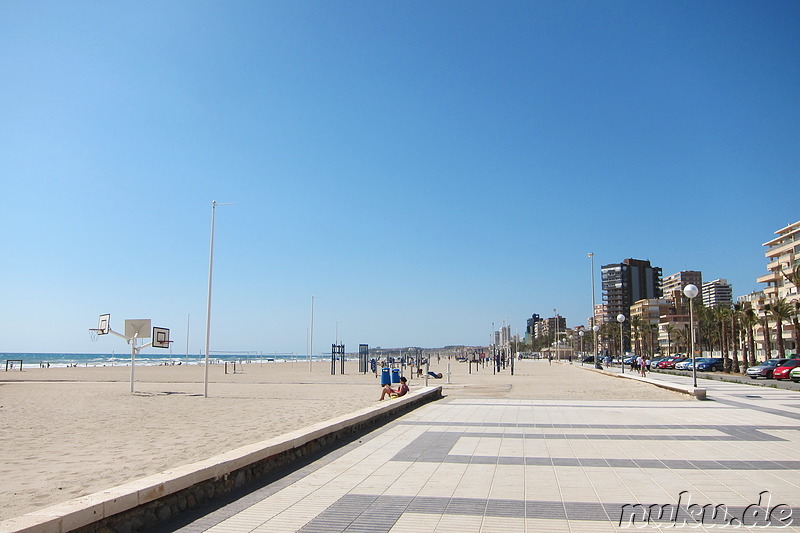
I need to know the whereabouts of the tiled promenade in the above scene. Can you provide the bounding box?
[169,367,800,532]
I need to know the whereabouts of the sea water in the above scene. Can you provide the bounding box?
[0,353,330,370]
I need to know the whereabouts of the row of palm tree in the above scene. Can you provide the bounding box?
[665,292,799,374]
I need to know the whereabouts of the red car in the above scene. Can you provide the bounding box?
[773,359,800,380]
[658,357,687,369]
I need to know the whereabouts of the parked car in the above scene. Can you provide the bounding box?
[647,356,670,370]
[674,359,694,370]
[694,357,725,372]
[745,359,790,379]
[658,357,687,369]
[581,355,594,363]
[772,359,800,380]
[790,366,800,383]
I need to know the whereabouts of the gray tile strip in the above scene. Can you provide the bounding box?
[299,494,800,531]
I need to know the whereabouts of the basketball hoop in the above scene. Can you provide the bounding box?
[89,329,102,342]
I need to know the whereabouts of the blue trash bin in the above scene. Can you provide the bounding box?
[380,367,391,386]
[391,368,400,384]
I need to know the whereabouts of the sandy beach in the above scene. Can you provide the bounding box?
[0,358,687,521]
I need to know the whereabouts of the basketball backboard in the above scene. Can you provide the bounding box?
[124,319,152,340]
[152,327,171,349]
[97,314,110,335]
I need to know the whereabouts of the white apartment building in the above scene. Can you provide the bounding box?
[754,220,800,356]
[702,279,733,308]
[757,220,800,302]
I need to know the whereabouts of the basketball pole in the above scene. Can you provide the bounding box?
[104,328,150,393]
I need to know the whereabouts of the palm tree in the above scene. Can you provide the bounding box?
[630,316,644,356]
[729,305,740,373]
[791,301,800,356]
[715,306,733,372]
[766,298,792,358]
[760,311,772,361]
[782,263,800,354]
[675,326,689,355]
[649,324,659,356]
[664,323,676,356]
[696,303,715,354]
[741,305,758,368]
[599,322,617,361]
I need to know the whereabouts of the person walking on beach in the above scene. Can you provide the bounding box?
[380,376,409,400]
[638,355,647,377]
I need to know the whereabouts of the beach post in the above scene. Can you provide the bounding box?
[359,344,369,374]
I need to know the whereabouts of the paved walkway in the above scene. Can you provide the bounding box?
[167,367,800,532]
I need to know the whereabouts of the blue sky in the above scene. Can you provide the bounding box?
[1,1,798,355]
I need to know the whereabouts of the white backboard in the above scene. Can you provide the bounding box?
[124,319,152,340]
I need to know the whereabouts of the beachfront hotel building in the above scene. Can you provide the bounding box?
[594,303,608,325]
[702,278,733,308]
[534,315,567,341]
[754,220,800,356]
[601,258,663,321]
[661,270,702,311]
[525,314,541,344]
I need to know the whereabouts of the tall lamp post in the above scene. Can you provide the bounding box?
[579,330,584,364]
[569,334,574,362]
[593,325,600,368]
[204,200,234,398]
[617,313,626,374]
[684,284,699,388]
[589,252,597,368]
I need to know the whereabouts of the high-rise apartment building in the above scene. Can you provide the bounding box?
[702,279,733,308]
[753,220,800,357]
[757,220,800,302]
[601,258,663,320]
[534,315,566,340]
[526,314,541,336]
[662,270,702,299]
[593,303,608,325]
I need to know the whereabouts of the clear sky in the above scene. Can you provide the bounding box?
[1,1,798,355]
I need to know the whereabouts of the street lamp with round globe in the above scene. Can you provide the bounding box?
[683,284,700,388]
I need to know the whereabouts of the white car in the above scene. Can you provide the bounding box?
[674,359,693,370]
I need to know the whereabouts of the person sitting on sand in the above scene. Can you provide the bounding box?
[380,376,409,400]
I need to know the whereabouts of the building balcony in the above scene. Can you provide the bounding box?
[764,239,799,259]
[757,272,778,284]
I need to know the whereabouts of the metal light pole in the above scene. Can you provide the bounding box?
[684,284,699,388]
[589,252,597,364]
[617,313,626,374]
[579,330,584,363]
[554,309,559,361]
[204,200,234,398]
